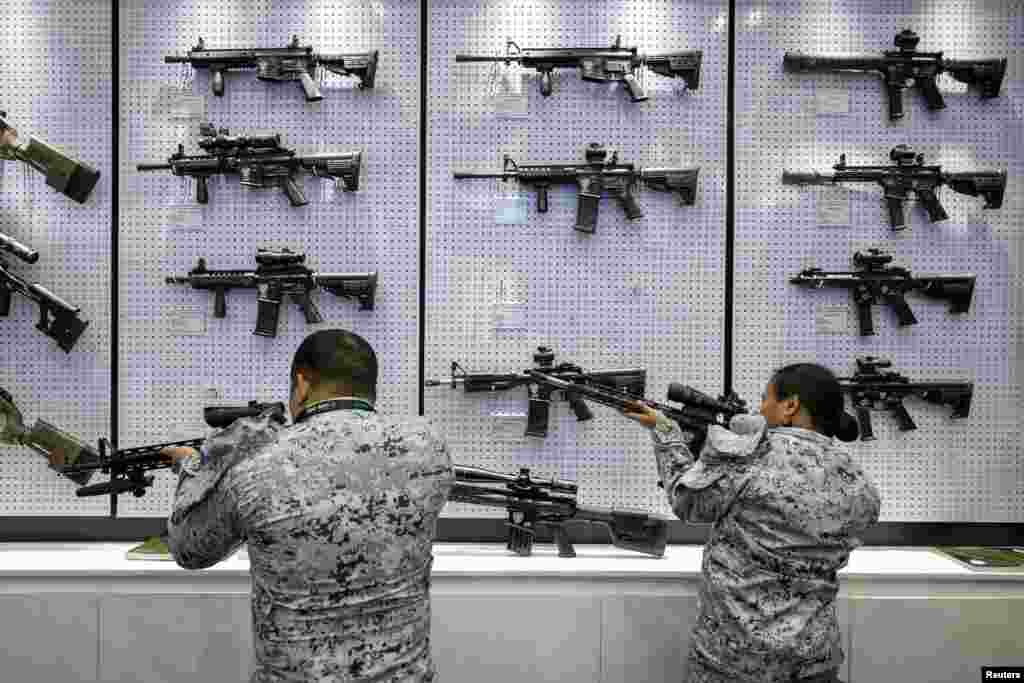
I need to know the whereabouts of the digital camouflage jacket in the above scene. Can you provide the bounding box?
[650,413,880,683]
[166,403,455,683]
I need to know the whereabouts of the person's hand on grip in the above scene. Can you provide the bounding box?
[621,401,658,429]
[160,446,199,464]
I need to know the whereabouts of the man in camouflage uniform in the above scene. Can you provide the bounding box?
[162,329,454,682]
[623,364,880,683]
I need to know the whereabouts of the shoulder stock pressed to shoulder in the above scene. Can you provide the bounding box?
[203,401,286,430]
[644,50,702,89]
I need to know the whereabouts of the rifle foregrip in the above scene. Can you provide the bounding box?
[254,298,281,337]
[891,402,917,431]
[212,289,227,318]
[887,82,904,120]
[918,76,945,110]
[856,406,876,441]
[211,69,225,96]
[575,192,601,233]
[623,74,648,102]
[299,71,323,102]
[536,186,549,213]
[885,196,906,230]
[196,176,209,204]
[539,71,553,97]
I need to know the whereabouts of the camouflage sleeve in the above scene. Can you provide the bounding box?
[166,412,282,570]
[650,412,762,524]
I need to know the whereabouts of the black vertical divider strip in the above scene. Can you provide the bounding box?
[417,0,427,417]
[724,0,736,394]
[110,0,120,518]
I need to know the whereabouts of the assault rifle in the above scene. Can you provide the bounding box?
[525,369,748,460]
[0,112,100,203]
[60,401,286,515]
[783,30,1006,120]
[782,145,1005,230]
[791,249,975,336]
[0,231,38,263]
[451,465,668,558]
[1,251,88,352]
[165,35,378,101]
[136,122,362,206]
[456,35,701,101]
[454,143,699,233]
[425,346,647,438]
[166,248,377,338]
[837,357,973,441]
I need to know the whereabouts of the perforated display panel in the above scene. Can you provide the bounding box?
[734,0,1023,520]
[0,0,112,515]
[427,0,728,517]
[119,0,419,515]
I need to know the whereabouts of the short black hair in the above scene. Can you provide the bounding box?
[771,363,858,442]
[291,329,378,399]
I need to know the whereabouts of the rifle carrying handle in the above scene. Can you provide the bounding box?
[917,188,948,222]
[856,406,876,441]
[576,192,601,233]
[254,297,281,337]
[622,73,648,102]
[886,82,904,120]
[891,402,917,431]
[918,76,945,110]
[282,176,308,206]
[211,69,225,97]
[195,176,209,204]
[299,71,323,102]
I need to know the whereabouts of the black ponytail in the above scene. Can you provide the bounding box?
[771,363,859,442]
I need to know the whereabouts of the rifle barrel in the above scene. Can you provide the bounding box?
[137,162,172,171]
[455,55,510,63]
[452,170,513,179]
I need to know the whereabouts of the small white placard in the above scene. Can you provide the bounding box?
[170,307,206,336]
[492,65,528,118]
[816,191,851,226]
[936,71,969,95]
[815,305,850,335]
[165,202,205,233]
[491,412,527,441]
[169,94,206,121]
[815,88,850,115]
[199,385,222,401]
[495,194,528,224]
[492,302,527,331]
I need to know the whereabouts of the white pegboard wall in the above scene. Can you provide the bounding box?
[118,0,420,516]
[734,0,1024,521]
[427,0,728,517]
[0,0,112,516]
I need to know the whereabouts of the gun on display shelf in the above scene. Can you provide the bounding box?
[165,35,378,101]
[837,357,973,441]
[783,30,1006,120]
[525,368,748,461]
[166,248,377,338]
[790,249,975,336]
[0,111,100,203]
[136,122,362,206]
[0,253,88,352]
[424,346,648,438]
[59,401,286,515]
[453,143,699,233]
[450,465,668,558]
[456,35,701,101]
[781,145,1005,230]
[0,231,39,263]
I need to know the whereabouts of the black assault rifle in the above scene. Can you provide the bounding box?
[60,401,286,516]
[454,143,698,233]
[837,357,973,441]
[451,465,668,558]
[136,122,362,206]
[166,248,377,338]
[782,145,1005,230]
[783,30,1006,120]
[791,249,975,336]
[166,35,378,101]
[456,35,701,101]
[424,346,647,437]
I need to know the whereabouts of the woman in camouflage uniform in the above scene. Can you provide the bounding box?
[622,363,881,683]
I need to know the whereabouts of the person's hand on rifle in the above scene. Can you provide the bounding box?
[1,125,18,148]
[160,446,199,464]
[621,400,659,429]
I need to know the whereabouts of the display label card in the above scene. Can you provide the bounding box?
[815,88,850,115]
[495,194,528,224]
[170,306,206,336]
[169,94,206,121]
[492,65,528,118]
[816,190,851,226]
[165,202,205,234]
[492,302,527,331]
[815,305,850,335]
[199,385,222,402]
[935,71,969,95]
[491,412,527,441]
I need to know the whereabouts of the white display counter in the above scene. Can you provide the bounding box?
[1,543,1022,682]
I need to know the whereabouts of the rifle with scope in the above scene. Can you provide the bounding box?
[450,464,668,558]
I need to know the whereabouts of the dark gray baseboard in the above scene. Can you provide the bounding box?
[0,517,1021,547]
